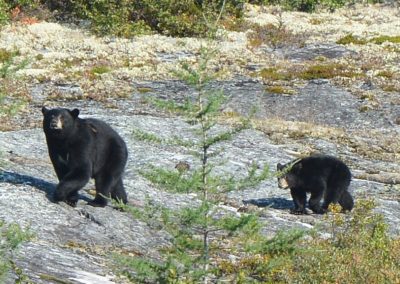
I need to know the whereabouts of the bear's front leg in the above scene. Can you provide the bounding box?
[54,187,79,207]
[65,192,79,207]
[54,185,68,203]
[54,168,90,206]
[87,174,115,207]
[309,191,325,214]
[290,207,308,214]
[290,188,307,215]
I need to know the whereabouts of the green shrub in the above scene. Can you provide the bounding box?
[0,0,40,24]
[252,0,385,12]
[0,49,28,124]
[0,1,9,25]
[0,1,392,36]
[48,0,247,37]
[216,199,400,283]
[0,221,33,282]
[0,49,29,122]
[247,22,306,49]
[292,200,399,283]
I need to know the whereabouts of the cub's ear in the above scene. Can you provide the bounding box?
[277,163,284,171]
[41,106,49,115]
[70,109,80,119]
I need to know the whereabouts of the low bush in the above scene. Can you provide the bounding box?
[0,221,33,282]
[0,48,29,127]
[217,199,400,283]
[0,1,390,37]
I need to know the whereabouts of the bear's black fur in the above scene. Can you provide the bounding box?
[277,154,354,214]
[42,107,128,207]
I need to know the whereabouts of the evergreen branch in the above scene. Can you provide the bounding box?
[204,131,233,148]
[140,166,204,194]
[0,53,29,79]
[169,136,197,148]
[237,163,271,190]
[133,129,197,148]
[145,96,197,114]
[194,89,226,119]
[202,111,252,149]
[220,163,270,193]
[218,214,260,234]
[132,128,164,143]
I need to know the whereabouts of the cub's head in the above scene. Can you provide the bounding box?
[277,163,290,189]
[42,107,79,138]
[276,160,302,189]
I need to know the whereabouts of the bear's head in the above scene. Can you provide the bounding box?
[276,160,302,189]
[42,107,79,139]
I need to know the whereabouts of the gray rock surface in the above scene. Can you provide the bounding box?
[0,4,399,282]
[1,73,400,282]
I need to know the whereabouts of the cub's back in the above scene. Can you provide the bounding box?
[300,155,351,180]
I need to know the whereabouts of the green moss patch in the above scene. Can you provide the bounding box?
[0,49,19,63]
[297,63,362,80]
[377,70,394,78]
[337,34,400,45]
[89,65,111,76]
[336,34,367,45]
[371,35,400,45]
[258,68,291,81]
[266,85,295,95]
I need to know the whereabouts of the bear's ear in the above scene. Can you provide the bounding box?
[70,109,80,119]
[42,106,49,115]
[277,163,284,171]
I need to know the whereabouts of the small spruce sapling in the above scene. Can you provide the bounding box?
[116,44,270,283]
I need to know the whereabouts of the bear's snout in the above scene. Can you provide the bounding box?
[50,116,63,130]
[278,177,289,189]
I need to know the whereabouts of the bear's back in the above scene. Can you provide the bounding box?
[299,155,351,180]
[81,118,127,153]
[82,118,123,141]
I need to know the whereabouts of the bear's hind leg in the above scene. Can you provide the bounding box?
[338,191,354,212]
[324,171,351,212]
[111,178,127,204]
[309,190,325,214]
[89,174,117,207]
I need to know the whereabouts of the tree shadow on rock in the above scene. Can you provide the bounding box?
[0,171,91,203]
[243,197,293,210]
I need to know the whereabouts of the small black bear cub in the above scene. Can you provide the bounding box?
[277,154,354,214]
[42,107,128,207]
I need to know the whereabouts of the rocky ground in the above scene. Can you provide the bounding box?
[0,3,399,283]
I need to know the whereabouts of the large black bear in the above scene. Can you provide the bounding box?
[277,154,354,214]
[42,107,128,207]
